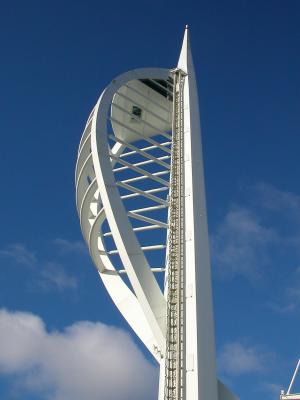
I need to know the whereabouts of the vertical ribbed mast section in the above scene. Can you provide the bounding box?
[164,68,186,400]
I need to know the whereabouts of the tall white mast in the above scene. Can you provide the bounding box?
[181,25,218,400]
[163,26,218,400]
[75,27,236,400]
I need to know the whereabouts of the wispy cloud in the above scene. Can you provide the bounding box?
[254,182,300,220]
[211,183,300,280]
[0,244,37,267]
[0,241,79,293]
[268,267,300,313]
[0,309,157,400]
[211,207,277,279]
[37,262,78,292]
[256,382,283,400]
[53,238,87,255]
[218,340,273,376]
[261,382,283,397]
[267,302,296,313]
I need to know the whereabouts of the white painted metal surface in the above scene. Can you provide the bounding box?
[75,27,237,400]
[280,360,300,400]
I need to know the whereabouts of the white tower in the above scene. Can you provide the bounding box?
[75,27,237,400]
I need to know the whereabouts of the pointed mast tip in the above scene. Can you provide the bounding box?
[177,24,192,73]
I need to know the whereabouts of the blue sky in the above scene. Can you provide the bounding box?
[0,0,300,399]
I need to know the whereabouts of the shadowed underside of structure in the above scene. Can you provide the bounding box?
[75,27,237,400]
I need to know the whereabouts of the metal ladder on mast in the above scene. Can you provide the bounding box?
[164,69,186,400]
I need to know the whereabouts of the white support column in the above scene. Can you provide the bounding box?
[180,26,218,400]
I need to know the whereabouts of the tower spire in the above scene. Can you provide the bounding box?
[177,25,194,74]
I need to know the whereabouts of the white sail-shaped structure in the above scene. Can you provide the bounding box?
[75,27,237,400]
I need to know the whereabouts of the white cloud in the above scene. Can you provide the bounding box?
[267,302,296,313]
[0,242,78,293]
[268,265,300,313]
[0,244,36,267]
[53,239,87,255]
[255,183,300,219]
[287,284,300,302]
[218,341,271,376]
[211,183,300,280]
[37,262,78,291]
[0,309,157,400]
[261,382,283,397]
[211,207,277,278]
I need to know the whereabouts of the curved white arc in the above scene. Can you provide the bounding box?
[75,154,95,211]
[79,178,98,238]
[91,69,170,352]
[99,271,162,362]
[78,118,92,153]
[86,203,162,361]
[75,132,91,183]
[79,142,123,240]
[77,116,163,360]
[87,207,161,362]
[83,209,160,362]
